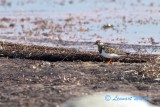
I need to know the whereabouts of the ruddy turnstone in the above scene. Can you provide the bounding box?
[95,40,129,64]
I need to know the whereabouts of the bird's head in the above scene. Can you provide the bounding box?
[95,40,104,46]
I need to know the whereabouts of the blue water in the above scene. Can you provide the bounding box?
[0,0,160,54]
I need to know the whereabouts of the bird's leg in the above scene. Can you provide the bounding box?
[108,59,112,64]
[104,59,112,64]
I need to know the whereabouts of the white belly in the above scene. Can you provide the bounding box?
[100,50,121,58]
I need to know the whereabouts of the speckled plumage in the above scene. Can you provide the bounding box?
[95,40,128,58]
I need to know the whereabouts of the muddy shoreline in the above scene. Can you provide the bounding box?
[0,58,160,107]
[0,41,158,63]
[0,42,160,107]
[0,0,160,106]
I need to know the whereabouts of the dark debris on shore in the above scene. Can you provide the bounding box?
[0,41,160,107]
[0,41,158,63]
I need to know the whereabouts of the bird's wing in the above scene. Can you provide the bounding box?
[102,45,127,55]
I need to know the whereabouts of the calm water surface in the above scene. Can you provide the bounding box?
[0,0,160,54]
